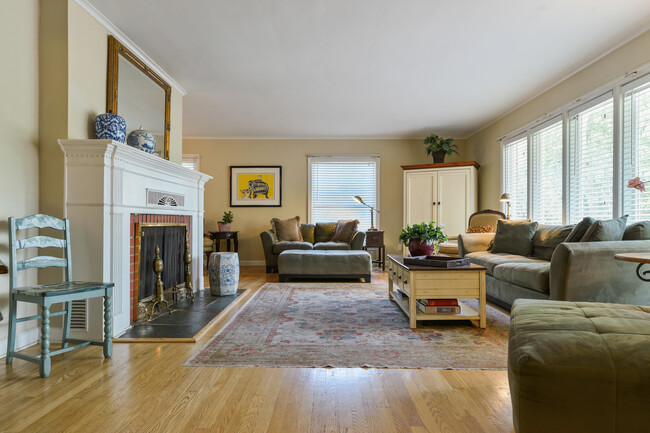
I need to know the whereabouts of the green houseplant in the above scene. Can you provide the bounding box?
[218,211,234,232]
[399,222,448,256]
[424,134,457,163]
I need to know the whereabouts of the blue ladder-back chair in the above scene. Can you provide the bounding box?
[5,214,114,378]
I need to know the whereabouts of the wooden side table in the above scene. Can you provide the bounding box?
[209,231,239,253]
[363,230,385,271]
[614,253,650,282]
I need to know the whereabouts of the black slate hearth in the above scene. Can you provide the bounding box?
[118,289,245,339]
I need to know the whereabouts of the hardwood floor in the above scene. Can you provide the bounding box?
[0,267,514,433]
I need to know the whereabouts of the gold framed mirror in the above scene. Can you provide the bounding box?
[107,35,172,160]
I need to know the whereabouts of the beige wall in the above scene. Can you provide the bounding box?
[184,138,468,263]
[0,0,40,343]
[466,28,650,211]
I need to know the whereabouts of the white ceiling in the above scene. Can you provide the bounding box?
[87,0,650,139]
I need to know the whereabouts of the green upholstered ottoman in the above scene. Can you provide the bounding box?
[508,299,650,433]
[278,250,372,282]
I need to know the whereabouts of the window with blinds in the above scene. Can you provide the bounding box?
[503,136,528,220]
[531,118,563,224]
[181,154,200,171]
[309,156,379,231]
[622,74,650,222]
[567,94,614,223]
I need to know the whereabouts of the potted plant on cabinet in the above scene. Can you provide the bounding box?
[218,211,234,232]
[399,222,448,256]
[424,134,457,163]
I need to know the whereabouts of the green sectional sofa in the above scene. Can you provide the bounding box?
[260,222,366,273]
[458,222,650,309]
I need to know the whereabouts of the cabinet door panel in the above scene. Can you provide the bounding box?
[405,174,435,225]
[437,170,469,237]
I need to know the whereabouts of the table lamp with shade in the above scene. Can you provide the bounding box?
[500,193,511,219]
[353,196,379,230]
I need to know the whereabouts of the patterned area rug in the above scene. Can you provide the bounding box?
[185,283,509,369]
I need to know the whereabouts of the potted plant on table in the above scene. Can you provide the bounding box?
[399,222,448,256]
[218,211,234,232]
[424,134,457,164]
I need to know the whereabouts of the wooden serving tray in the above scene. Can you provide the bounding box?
[403,255,471,268]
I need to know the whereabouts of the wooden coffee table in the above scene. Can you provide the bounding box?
[387,254,486,329]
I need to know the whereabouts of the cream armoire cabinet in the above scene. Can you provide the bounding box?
[402,162,479,239]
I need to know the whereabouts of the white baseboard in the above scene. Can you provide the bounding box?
[240,260,265,266]
[0,327,40,359]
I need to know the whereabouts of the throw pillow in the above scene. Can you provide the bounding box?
[314,222,337,243]
[623,221,650,240]
[580,215,628,242]
[565,217,595,242]
[467,225,495,233]
[491,220,539,256]
[331,219,359,243]
[270,216,303,242]
[300,224,315,244]
[531,224,575,261]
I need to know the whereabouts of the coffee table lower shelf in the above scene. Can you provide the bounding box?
[389,291,480,322]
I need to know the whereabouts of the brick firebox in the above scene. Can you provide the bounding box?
[130,214,192,323]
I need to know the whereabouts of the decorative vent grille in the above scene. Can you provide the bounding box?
[147,189,185,207]
[70,299,87,330]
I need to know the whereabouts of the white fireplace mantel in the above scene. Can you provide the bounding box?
[59,139,212,338]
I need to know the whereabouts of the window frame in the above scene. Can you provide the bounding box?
[307,155,381,230]
[499,62,650,224]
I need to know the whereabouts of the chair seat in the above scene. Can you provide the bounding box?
[14,281,114,297]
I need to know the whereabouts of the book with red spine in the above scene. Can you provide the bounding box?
[417,299,458,307]
[417,303,461,315]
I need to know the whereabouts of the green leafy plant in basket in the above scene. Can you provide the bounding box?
[399,222,447,257]
[424,134,457,163]
[218,211,234,231]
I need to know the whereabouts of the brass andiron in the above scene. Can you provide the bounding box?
[184,238,194,302]
[147,245,173,321]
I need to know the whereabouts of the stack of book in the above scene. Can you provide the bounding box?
[416,299,460,314]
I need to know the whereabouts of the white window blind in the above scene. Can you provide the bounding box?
[309,156,378,231]
[531,118,563,224]
[567,94,614,223]
[181,154,200,171]
[503,136,528,220]
[623,74,650,222]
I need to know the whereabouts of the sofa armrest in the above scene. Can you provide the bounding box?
[457,233,495,257]
[550,240,650,305]
[350,231,366,250]
[260,230,276,266]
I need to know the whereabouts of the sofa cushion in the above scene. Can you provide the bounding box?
[313,242,351,250]
[493,261,550,293]
[581,215,628,242]
[623,221,650,240]
[272,241,313,254]
[532,224,575,261]
[300,224,315,244]
[331,219,359,243]
[565,216,595,242]
[491,220,538,256]
[465,251,545,275]
[314,222,337,243]
[271,216,303,242]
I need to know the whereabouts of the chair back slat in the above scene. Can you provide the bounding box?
[16,236,66,250]
[17,256,68,271]
[14,214,66,231]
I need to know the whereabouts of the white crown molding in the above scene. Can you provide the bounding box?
[182,135,434,141]
[74,0,187,96]
[465,22,650,140]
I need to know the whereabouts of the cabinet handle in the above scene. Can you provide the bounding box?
[393,271,396,275]
[432,202,436,206]
[398,275,402,279]
[404,279,408,284]
[438,202,441,205]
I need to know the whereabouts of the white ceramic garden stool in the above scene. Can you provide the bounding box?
[208,252,239,296]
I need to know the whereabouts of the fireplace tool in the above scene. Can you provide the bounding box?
[172,238,194,303]
[147,245,173,321]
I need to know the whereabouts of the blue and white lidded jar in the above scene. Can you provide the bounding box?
[94,111,127,143]
[126,126,156,154]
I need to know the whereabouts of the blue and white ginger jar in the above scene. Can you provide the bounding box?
[94,111,126,143]
[127,126,156,154]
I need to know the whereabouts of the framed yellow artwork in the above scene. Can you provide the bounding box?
[230,166,282,207]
